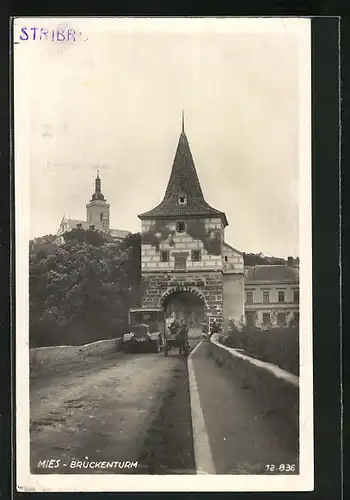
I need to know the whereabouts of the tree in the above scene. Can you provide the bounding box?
[29,230,141,347]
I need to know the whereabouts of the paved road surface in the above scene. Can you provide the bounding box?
[30,340,199,474]
[190,341,299,474]
[30,338,298,476]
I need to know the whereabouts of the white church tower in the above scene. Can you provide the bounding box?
[86,170,110,230]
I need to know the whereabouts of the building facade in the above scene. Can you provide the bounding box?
[57,171,131,244]
[244,265,299,328]
[138,119,244,333]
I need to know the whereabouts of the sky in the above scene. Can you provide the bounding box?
[14,18,310,257]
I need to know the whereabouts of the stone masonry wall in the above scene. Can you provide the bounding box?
[141,271,224,329]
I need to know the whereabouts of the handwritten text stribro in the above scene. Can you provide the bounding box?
[18,27,85,42]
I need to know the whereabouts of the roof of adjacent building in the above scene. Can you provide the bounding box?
[138,129,228,226]
[245,265,299,283]
[223,242,243,255]
[62,218,131,240]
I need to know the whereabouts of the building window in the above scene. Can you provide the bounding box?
[246,291,253,304]
[278,291,285,303]
[263,290,270,304]
[277,312,286,327]
[293,290,299,303]
[192,250,201,261]
[100,212,103,221]
[174,254,187,270]
[176,221,186,233]
[160,251,169,262]
[262,312,270,325]
[224,255,228,262]
[294,312,300,324]
[178,196,187,206]
[245,311,256,327]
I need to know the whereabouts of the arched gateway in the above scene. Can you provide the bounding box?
[137,118,245,333]
[160,289,207,336]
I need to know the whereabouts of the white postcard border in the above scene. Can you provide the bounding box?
[15,17,313,492]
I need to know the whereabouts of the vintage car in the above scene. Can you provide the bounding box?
[122,308,166,353]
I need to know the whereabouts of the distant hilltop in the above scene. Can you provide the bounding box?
[243,253,299,267]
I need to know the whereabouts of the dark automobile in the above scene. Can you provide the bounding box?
[122,308,166,353]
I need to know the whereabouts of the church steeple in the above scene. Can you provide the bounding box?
[86,170,110,229]
[91,170,105,201]
[138,116,228,226]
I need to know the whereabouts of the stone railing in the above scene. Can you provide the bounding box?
[206,336,299,433]
[30,337,124,370]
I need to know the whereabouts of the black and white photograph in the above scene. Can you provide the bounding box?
[14,17,313,492]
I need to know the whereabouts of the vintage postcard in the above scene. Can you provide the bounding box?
[14,17,313,492]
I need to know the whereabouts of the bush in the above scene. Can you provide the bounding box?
[222,323,299,376]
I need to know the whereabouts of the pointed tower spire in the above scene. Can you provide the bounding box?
[91,169,105,201]
[138,120,228,226]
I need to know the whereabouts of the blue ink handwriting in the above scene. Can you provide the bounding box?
[16,27,88,43]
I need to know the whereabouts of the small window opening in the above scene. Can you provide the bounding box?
[192,250,201,262]
[160,251,169,262]
[176,221,186,233]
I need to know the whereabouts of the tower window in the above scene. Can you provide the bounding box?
[178,196,187,206]
[100,212,103,221]
[176,221,186,233]
[174,254,187,270]
[192,250,201,261]
[160,251,169,262]
[224,255,228,262]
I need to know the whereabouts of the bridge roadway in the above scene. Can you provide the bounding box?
[30,338,298,475]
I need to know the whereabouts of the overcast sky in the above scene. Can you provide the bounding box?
[15,18,310,257]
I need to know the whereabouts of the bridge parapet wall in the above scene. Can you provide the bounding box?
[206,338,299,434]
[30,337,123,371]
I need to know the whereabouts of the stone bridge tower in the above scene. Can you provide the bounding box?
[138,116,230,332]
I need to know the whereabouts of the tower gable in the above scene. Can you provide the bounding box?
[141,217,223,272]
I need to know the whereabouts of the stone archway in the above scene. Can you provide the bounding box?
[160,288,208,337]
[159,286,209,311]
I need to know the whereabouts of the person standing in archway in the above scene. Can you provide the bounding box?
[201,320,209,339]
[177,319,189,355]
[209,319,220,341]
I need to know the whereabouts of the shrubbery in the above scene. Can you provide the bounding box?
[29,229,141,348]
[221,321,299,376]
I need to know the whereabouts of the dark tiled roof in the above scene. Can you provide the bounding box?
[245,265,299,283]
[65,219,130,240]
[138,132,228,226]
